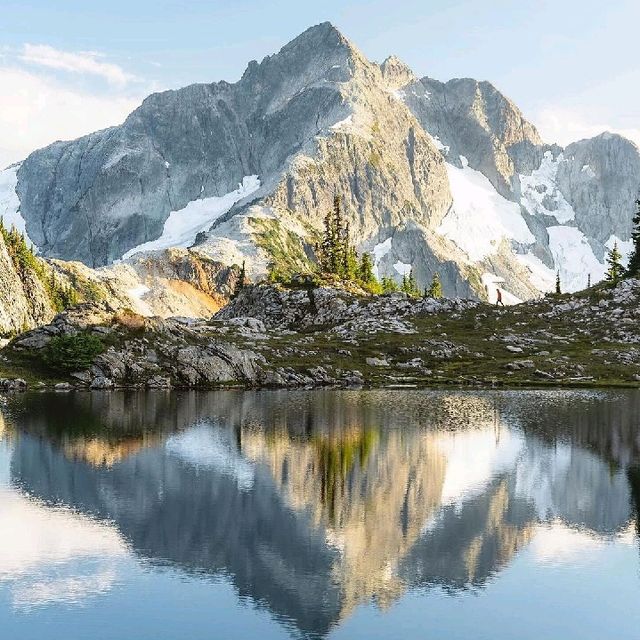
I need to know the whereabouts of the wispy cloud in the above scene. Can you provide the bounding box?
[20,44,135,86]
[0,65,142,168]
[533,106,640,148]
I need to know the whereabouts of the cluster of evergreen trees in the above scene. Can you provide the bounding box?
[243,195,640,302]
[318,196,380,290]
[316,197,442,298]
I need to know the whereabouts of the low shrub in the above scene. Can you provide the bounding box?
[43,333,105,373]
[113,309,146,330]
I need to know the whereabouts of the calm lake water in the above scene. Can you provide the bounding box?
[0,389,639,639]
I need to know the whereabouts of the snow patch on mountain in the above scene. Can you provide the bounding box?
[516,253,556,292]
[371,237,392,278]
[438,157,534,261]
[102,149,131,171]
[426,133,449,155]
[122,176,260,260]
[580,164,596,179]
[327,105,373,139]
[126,284,152,316]
[548,225,605,291]
[330,114,354,131]
[0,165,38,250]
[393,261,411,276]
[519,152,575,224]
[199,205,310,279]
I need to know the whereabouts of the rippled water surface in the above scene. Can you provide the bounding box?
[1,389,639,639]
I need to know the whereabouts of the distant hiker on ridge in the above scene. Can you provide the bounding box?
[496,289,504,306]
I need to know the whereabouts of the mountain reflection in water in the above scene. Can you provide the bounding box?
[1,389,639,639]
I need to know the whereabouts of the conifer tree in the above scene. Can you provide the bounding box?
[340,220,350,276]
[626,199,640,277]
[319,195,350,276]
[232,261,247,298]
[359,253,375,284]
[400,269,420,297]
[426,272,443,298]
[342,222,358,279]
[555,271,561,295]
[334,196,347,276]
[407,269,419,297]
[606,242,623,285]
[381,276,398,293]
[320,204,337,273]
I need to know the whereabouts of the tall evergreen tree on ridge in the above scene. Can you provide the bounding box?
[232,260,247,298]
[359,253,375,284]
[316,195,386,292]
[400,269,420,297]
[320,195,351,276]
[555,271,561,295]
[626,199,640,277]
[606,241,623,285]
[425,272,442,299]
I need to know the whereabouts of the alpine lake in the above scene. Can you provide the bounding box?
[1,388,639,639]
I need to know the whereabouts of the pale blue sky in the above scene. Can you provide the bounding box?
[1,0,639,166]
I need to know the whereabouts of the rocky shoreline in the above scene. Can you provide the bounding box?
[1,280,639,392]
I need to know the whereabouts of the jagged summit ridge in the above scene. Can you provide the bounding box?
[380,55,417,90]
[4,23,639,303]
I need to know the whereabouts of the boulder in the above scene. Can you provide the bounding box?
[366,357,389,367]
[90,376,114,390]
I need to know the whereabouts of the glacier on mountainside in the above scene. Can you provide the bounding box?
[516,253,556,292]
[122,176,260,260]
[438,157,534,261]
[393,261,412,276]
[519,152,576,224]
[606,235,633,265]
[547,225,605,291]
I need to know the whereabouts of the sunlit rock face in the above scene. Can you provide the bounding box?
[8,24,638,299]
[1,389,638,636]
[0,224,54,334]
[402,76,545,199]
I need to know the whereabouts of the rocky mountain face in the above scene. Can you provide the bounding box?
[557,133,640,249]
[4,22,640,304]
[0,229,53,335]
[402,76,545,197]
[0,224,239,335]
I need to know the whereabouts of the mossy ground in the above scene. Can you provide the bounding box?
[1,283,638,390]
[244,286,640,388]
